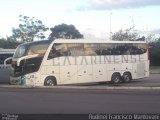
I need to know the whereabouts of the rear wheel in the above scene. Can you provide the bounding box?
[111,73,121,84]
[44,76,57,86]
[122,72,132,83]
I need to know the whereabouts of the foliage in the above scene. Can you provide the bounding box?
[112,28,160,66]
[49,23,83,40]
[112,28,145,41]
[12,15,49,42]
[0,37,20,49]
[149,39,160,66]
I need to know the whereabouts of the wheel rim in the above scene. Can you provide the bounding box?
[113,76,120,83]
[124,74,130,82]
[46,79,54,86]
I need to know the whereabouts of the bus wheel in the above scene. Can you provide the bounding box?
[111,73,121,84]
[122,72,132,83]
[44,76,57,86]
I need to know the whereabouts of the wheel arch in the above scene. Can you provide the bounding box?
[111,72,121,84]
[123,71,132,80]
[44,76,57,86]
[112,72,121,77]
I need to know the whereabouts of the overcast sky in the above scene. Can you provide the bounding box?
[0,0,160,39]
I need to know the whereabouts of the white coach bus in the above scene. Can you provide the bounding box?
[10,39,149,86]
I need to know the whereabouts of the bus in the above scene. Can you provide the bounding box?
[0,49,15,83]
[10,39,149,86]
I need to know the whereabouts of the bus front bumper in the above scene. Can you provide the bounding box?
[10,76,21,85]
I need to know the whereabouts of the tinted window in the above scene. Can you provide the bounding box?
[13,45,28,58]
[84,43,99,56]
[68,43,84,56]
[100,43,147,55]
[47,43,147,59]
[48,43,68,59]
[11,56,43,77]
[13,40,51,58]
[100,43,114,55]
[24,57,43,74]
[27,42,50,56]
[130,43,147,55]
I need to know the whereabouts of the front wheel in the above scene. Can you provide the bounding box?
[44,76,57,86]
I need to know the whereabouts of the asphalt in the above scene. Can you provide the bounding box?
[0,84,160,90]
[150,66,160,74]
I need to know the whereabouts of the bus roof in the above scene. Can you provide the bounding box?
[19,39,52,46]
[17,39,147,47]
[53,39,147,44]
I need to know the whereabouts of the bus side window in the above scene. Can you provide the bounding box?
[95,49,101,55]
[128,44,144,55]
[48,46,60,59]
[67,43,84,56]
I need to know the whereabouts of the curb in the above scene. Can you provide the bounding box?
[150,72,160,74]
[0,85,160,90]
[150,70,160,74]
[38,86,160,90]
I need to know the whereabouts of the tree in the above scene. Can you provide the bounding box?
[0,37,20,49]
[49,23,83,40]
[12,15,49,42]
[149,38,160,66]
[112,28,145,41]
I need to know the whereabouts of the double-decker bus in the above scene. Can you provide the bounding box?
[10,39,149,86]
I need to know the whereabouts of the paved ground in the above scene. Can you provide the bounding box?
[0,71,159,120]
[0,88,160,114]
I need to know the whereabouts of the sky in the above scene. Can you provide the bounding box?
[0,0,160,39]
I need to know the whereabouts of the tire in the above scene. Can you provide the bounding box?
[111,73,121,84]
[44,76,57,86]
[122,72,132,83]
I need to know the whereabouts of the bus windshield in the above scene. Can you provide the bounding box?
[13,41,51,58]
[13,45,28,58]
[11,40,51,77]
